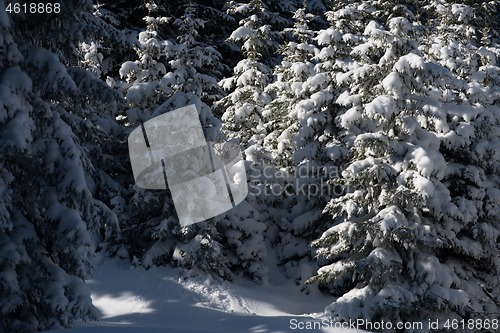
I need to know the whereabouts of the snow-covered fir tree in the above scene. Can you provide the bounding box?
[0,0,126,331]
[215,0,276,148]
[161,2,226,110]
[79,41,104,79]
[117,0,169,126]
[269,6,351,290]
[262,7,318,174]
[119,2,236,280]
[307,1,500,326]
[214,0,297,282]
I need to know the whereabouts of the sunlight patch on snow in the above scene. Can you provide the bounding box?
[177,278,291,316]
[192,297,288,317]
[160,275,311,317]
[91,292,155,318]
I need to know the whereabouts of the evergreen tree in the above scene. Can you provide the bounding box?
[79,41,104,79]
[120,2,233,280]
[215,0,277,148]
[117,0,169,126]
[161,2,226,111]
[262,7,318,174]
[213,0,290,282]
[0,0,125,331]
[270,6,351,289]
[308,1,500,325]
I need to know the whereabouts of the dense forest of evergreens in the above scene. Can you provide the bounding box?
[1,0,500,331]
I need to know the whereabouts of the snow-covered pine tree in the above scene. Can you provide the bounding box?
[308,1,500,326]
[223,0,330,41]
[421,0,500,318]
[245,5,313,289]
[475,1,500,47]
[119,2,234,280]
[215,0,276,148]
[163,0,236,68]
[210,0,292,282]
[223,0,290,63]
[262,7,318,174]
[79,41,104,79]
[0,0,125,331]
[271,5,355,289]
[423,0,499,86]
[117,0,169,126]
[100,2,170,258]
[161,2,227,110]
[325,0,372,35]
[92,0,122,27]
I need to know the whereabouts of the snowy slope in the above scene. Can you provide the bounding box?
[54,258,367,333]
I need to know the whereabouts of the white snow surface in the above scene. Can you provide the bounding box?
[54,258,368,333]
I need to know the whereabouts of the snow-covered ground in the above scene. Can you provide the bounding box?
[55,258,367,333]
